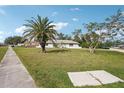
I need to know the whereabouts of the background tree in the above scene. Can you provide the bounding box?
[72,29,82,45]
[58,33,65,40]
[4,36,13,45]
[64,34,72,40]
[105,9,124,46]
[23,15,57,53]
[4,36,23,45]
[58,32,72,40]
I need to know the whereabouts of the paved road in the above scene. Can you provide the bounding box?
[0,47,36,88]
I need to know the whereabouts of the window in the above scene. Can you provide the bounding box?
[46,43,48,46]
[69,44,73,47]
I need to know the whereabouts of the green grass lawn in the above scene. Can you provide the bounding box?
[14,47,124,88]
[0,47,8,62]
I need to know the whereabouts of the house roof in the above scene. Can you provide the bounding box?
[46,40,79,44]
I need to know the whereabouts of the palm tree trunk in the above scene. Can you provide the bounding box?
[39,41,46,53]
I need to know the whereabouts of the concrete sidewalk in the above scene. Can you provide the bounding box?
[0,46,36,88]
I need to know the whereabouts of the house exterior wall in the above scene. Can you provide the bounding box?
[36,44,54,48]
[36,45,41,48]
[25,40,81,48]
[34,40,81,48]
[68,44,81,48]
[36,43,81,48]
[17,43,24,46]
[60,44,81,48]
[45,44,54,48]
[58,44,70,48]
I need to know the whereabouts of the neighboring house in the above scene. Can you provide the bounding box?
[118,44,124,49]
[111,44,124,49]
[110,44,124,53]
[25,40,81,48]
[0,43,6,46]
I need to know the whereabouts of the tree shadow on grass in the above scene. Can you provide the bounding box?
[46,49,70,53]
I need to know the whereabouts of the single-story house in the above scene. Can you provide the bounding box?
[36,40,81,48]
[25,40,81,48]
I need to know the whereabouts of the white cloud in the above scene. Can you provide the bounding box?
[0,8,6,15]
[0,31,12,43]
[15,26,27,34]
[0,36,4,43]
[51,12,58,17]
[0,31,5,43]
[70,8,80,11]
[52,22,69,30]
[0,31,4,35]
[0,35,3,39]
[72,18,79,21]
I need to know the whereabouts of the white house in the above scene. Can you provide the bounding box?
[36,40,81,48]
[17,43,24,46]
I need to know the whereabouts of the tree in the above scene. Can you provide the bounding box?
[13,36,23,45]
[58,32,72,40]
[72,29,82,45]
[64,34,72,40]
[83,22,106,53]
[23,15,57,53]
[4,36,23,45]
[4,36,13,45]
[58,33,65,40]
[105,9,124,46]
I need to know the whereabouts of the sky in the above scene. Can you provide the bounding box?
[0,5,124,42]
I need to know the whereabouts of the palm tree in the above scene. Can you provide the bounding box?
[23,15,57,53]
